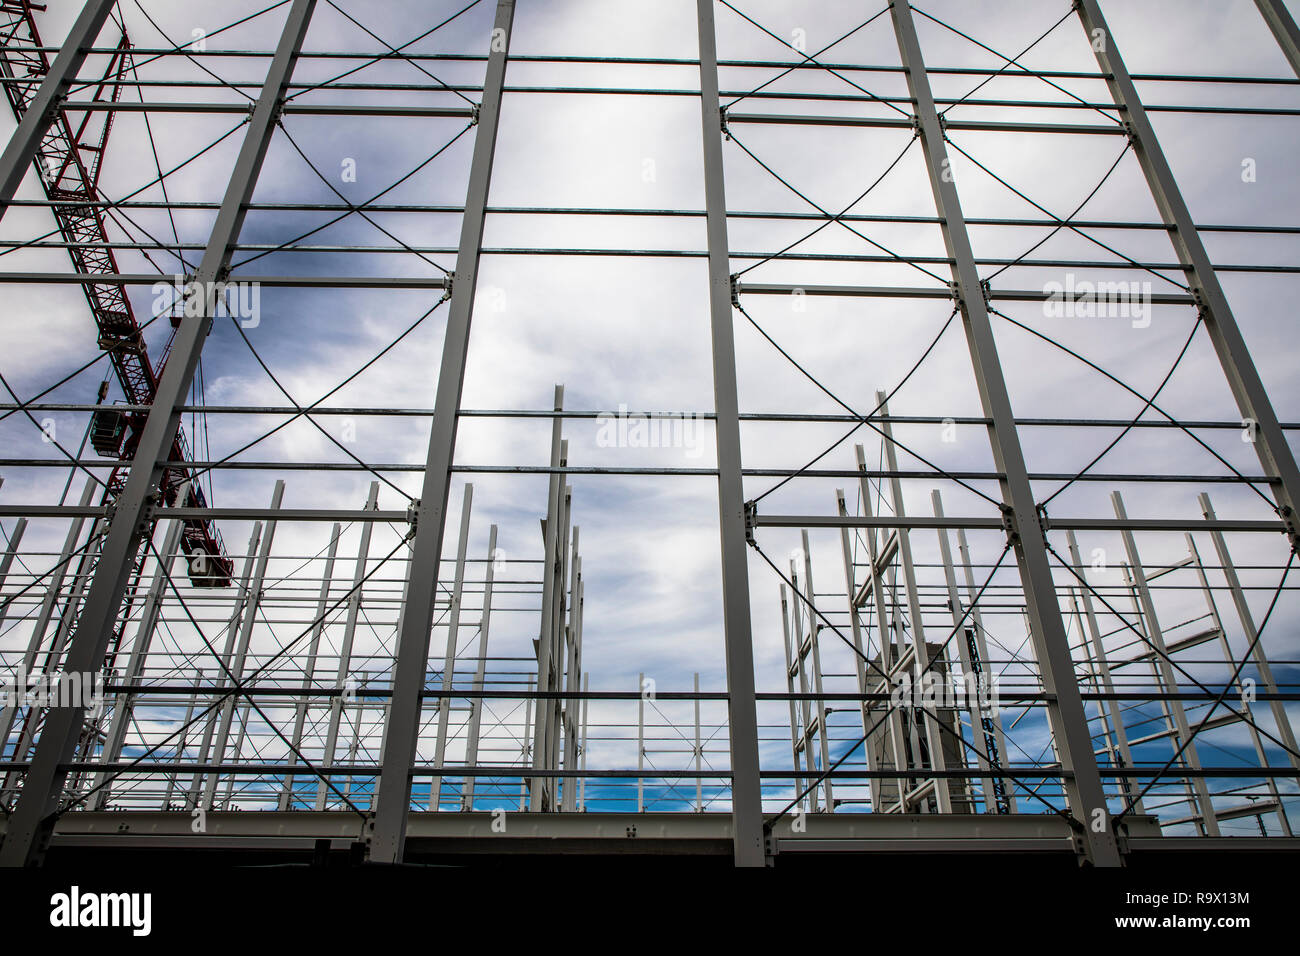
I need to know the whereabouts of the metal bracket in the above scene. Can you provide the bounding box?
[729,274,740,307]
[405,498,420,540]
[720,105,730,140]
[743,499,757,545]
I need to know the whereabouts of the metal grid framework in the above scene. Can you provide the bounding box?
[0,0,1297,868]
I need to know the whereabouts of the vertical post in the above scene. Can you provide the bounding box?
[431,484,473,809]
[0,0,118,217]
[878,396,950,812]
[1077,0,1300,554]
[0,517,27,634]
[0,0,318,867]
[1065,531,1141,815]
[280,522,340,810]
[203,480,284,809]
[189,523,262,808]
[367,0,515,861]
[91,486,191,809]
[530,387,564,810]
[1198,495,1300,767]
[694,672,703,812]
[1255,0,1300,78]
[461,524,497,810]
[637,671,645,813]
[695,0,765,867]
[578,672,589,811]
[890,0,1119,864]
[1112,492,1218,834]
[778,586,809,808]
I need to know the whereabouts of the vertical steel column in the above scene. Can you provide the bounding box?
[890,0,1119,864]
[1198,495,1300,768]
[91,486,191,809]
[1184,531,1292,834]
[1065,531,1141,815]
[777,586,807,808]
[365,0,515,859]
[0,0,318,867]
[932,491,995,811]
[799,533,834,810]
[0,0,117,217]
[203,480,284,809]
[695,0,765,864]
[637,671,645,812]
[788,559,820,810]
[878,395,950,812]
[431,484,473,809]
[280,522,340,810]
[694,672,703,812]
[189,523,262,808]
[853,445,911,808]
[1112,492,1218,834]
[530,387,565,810]
[1255,0,1300,77]
[578,672,589,811]
[834,489,883,810]
[317,482,377,809]
[461,524,497,810]
[1078,0,1300,552]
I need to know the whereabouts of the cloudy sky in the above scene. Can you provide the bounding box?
[1,0,1297,823]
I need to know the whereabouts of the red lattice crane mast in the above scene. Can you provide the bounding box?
[0,1,233,600]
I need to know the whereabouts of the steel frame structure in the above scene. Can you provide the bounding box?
[0,0,1297,869]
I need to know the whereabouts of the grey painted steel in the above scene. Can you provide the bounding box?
[1078,0,1300,552]
[317,483,378,809]
[1111,492,1218,834]
[1198,495,1300,768]
[695,0,765,868]
[431,484,473,809]
[0,0,318,867]
[0,0,116,218]
[203,480,284,809]
[280,522,340,810]
[460,524,497,809]
[368,0,515,864]
[889,0,1120,866]
[90,487,190,809]
[1256,0,1300,77]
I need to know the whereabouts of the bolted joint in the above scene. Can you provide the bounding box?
[471,103,481,126]
[743,499,757,546]
[998,503,1019,546]
[720,106,730,140]
[405,498,421,540]
[730,275,741,307]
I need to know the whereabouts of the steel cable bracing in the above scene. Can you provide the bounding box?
[57,534,411,816]
[1111,551,1297,825]
[733,131,919,279]
[911,2,1123,125]
[722,4,897,111]
[181,296,446,488]
[945,136,1192,292]
[938,5,1080,117]
[737,301,1001,508]
[238,122,474,273]
[988,306,1280,511]
[757,540,1079,826]
[284,0,485,103]
[725,131,952,287]
[1036,312,1204,509]
[223,309,432,502]
[718,0,910,118]
[1044,542,1300,766]
[82,537,367,819]
[317,0,478,109]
